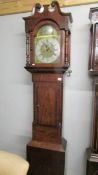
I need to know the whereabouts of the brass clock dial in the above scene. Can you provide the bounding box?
[35,37,60,63]
[35,25,60,64]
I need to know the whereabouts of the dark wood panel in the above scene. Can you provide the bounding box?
[32,73,63,82]
[34,82,62,126]
[33,73,63,127]
[27,139,66,175]
[89,9,98,75]
[33,124,61,143]
[87,8,98,175]
[92,78,98,153]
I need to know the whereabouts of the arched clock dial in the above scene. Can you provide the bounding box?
[35,25,60,64]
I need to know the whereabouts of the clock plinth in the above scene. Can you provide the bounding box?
[23,1,72,175]
[27,139,66,175]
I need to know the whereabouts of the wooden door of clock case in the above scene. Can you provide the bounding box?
[23,2,72,175]
[33,73,63,144]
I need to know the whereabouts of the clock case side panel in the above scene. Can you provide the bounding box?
[89,23,98,75]
[88,24,94,72]
[86,8,98,175]
[91,78,98,153]
[89,8,98,75]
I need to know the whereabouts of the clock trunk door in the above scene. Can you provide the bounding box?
[33,74,63,127]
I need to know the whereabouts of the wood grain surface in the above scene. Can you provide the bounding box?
[0,0,98,16]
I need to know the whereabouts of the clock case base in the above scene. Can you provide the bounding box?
[27,139,66,175]
[86,148,98,175]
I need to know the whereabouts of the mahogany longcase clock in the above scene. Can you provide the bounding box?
[23,2,72,175]
[87,8,98,175]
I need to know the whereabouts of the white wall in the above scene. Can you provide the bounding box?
[0,3,97,175]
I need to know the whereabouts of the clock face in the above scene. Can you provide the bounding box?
[35,37,60,63]
[35,25,60,64]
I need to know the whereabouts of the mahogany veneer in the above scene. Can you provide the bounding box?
[27,139,66,175]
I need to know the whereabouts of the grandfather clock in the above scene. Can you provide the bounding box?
[87,8,98,175]
[23,2,72,175]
